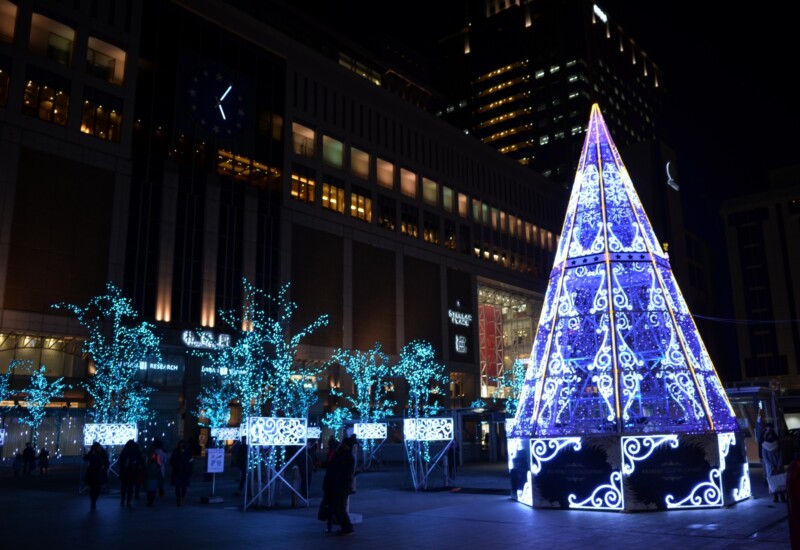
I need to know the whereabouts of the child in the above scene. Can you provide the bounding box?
[144,453,163,506]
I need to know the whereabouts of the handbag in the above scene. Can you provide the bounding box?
[768,472,787,493]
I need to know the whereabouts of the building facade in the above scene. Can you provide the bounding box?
[0,0,564,453]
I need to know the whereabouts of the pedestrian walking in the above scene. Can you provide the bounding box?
[233,436,248,496]
[169,439,194,506]
[118,439,144,507]
[149,438,168,497]
[22,442,36,475]
[762,424,787,503]
[12,453,23,477]
[144,452,163,506]
[83,441,109,510]
[321,435,357,536]
[37,447,50,475]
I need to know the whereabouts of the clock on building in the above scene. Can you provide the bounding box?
[186,67,247,137]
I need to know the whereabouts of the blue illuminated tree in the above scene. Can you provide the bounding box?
[193,381,236,448]
[491,358,527,418]
[321,400,352,438]
[18,364,69,449]
[216,279,329,422]
[0,359,22,414]
[331,342,395,422]
[395,340,449,420]
[53,282,162,424]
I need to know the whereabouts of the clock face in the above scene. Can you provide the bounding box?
[186,68,246,137]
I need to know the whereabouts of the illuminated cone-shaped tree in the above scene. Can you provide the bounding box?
[53,282,161,424]
[18,364,69,449]
[508,104,745,512]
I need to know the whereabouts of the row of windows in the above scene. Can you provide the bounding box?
[1,2,127,86]
[291,122,557,250]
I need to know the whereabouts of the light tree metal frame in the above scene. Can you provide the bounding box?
[508,104,747,512]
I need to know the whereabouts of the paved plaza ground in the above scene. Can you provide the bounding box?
[1,458,792,549]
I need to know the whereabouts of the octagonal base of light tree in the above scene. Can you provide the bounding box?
[508,431,751,512]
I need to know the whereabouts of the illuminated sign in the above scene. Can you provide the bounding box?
[448,310,472,327]
[139,361,180,371]
[182,330,231,349]
[455,335,468,354]
[201,366,229,376]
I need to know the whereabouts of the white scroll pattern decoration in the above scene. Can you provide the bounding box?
[210,427,240,441]
[246,417,307,446]
[0,429,5,446]
[353,422,387,440]
[568,471,624,511]
[735,463,752,501]
[530,437,582,475]
[403,418,453,441]
[621,434,679,475]
[83,423,138,446]
[665,468,723,508]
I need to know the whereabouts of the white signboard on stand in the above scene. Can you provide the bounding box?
[206,448,225,473]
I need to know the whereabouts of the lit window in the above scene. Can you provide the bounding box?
[401,204,418,238]
[350,188,372,222]
[350,147,369,180]
[0,0,17,43]
[568,75,578,83]
[290,168,315,204]
[422,177,438,206]
[549,65,560,74]
[377,157,394,189]
[568,91,579,100]
[566,59,577,68]
[535,69,545,79]
[539,135,550,145]
[22,71,69,126]
[80,88,123,142]
[322,181,345,214]
[491,207,499,230]
[555,131,565,140]
[472,199,481,223]
[322,135,344,169]
[442,186,454,214]
[571,125,584,136]
[30,13,74,66]
[458,193,468,218]
[400,168,417,198]
[423,212,440,244]
[292,122,315,157]
[87,36,126,85]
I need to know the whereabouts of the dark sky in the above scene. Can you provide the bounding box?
[306,1,799,201]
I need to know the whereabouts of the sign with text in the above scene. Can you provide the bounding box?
[206,448,225,473]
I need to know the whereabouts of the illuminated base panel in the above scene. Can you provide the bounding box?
[508,432,751,512]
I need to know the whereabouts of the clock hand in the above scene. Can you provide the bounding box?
[216,84,233,120]
[219,85,232,101]
[218,104,226,120]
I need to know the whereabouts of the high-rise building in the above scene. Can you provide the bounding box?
[435,0,665,185]
[721,165,800,387]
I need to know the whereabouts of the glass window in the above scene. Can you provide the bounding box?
[442,186,453,213]
[491,207,499,230]
[472,199,481,223]
[482,204,490,225]
[444,220,456,250]
[30,14,75,66]
[377,195,396,231]
[350,186,372,222]
[422,177,438,206]
[377,157,394,189]
[22,69,69,126]
[508,215,516,237]
[322,178,345,214]
[87,36,126,85]
[400,168,416,198]
[458,193,468,218]
[290,164,315,204]
[401,203,418,238]
[292,122,315,157]
[350,147,369,180]
[423,212,440,245]
[322,135,344,169]
[80,88,123,142]
[0,0,17,42]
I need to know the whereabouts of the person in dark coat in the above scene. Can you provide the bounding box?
[83,442,109,510]
[169,439,194,506]
[144,453,163,506]
[22,443,36,476]
[321,435,357,536]
[233,436,248,496]
[118,439,144,507]
[37,448,50,476]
